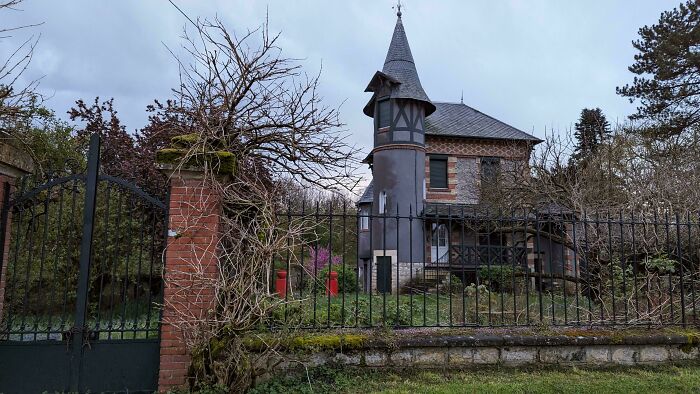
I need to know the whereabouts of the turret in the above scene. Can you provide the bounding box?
[362,10,432,293]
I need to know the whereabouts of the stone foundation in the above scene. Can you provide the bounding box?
[260,332,700,378]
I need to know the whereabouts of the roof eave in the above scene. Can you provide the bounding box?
[364,71,400,92]
[425,132,543,144]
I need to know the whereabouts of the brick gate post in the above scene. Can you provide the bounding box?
[158,167,223,392]
[0,140,34,324]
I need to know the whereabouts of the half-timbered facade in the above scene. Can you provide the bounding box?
[356,11,578,294]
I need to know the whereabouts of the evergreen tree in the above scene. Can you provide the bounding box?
[572,107,610,162]
[617,1,700,138]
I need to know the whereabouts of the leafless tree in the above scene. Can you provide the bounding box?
[162,12,361,191]
[0,0,43,133]
[479,124,700,325]
[159,12,361,391]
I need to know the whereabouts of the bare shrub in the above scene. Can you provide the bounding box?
[159,12,359,392]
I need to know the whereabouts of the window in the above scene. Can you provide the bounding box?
[359,206,369,230]
[432,224,448,247]
[377,99,391,129]
[378,191,387,214]
[429,155,448,189]
[480,157,501,184]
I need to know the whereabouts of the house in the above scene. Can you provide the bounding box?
[356,10,577,294]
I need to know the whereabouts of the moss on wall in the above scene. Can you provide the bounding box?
[242,332,369,352]
[155,134,237,176]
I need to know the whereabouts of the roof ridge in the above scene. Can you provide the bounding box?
[432,101,467,105]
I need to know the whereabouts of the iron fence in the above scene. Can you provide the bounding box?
[272,203,700,329]
[0,133,166,393]
[0,153,167,342]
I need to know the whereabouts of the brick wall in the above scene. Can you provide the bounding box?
[158,173,222,392]
[426,136,532,159]
[425,136,532,204]
[425,156,458,202]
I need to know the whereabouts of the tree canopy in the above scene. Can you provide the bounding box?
[617,0,700,138]
[572,107,610,163]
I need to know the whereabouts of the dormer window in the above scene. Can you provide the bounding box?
[377,99,391,129]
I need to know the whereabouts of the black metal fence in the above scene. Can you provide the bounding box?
[272,203,700,329]
[0,134,167,393]
[0,173,166,342]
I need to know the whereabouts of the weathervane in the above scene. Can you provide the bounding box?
[393,0,402,17]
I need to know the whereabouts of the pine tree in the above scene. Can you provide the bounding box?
[572,108,610,162]
[617,1,700,138]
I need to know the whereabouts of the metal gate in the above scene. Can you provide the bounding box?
[0,134,168,393]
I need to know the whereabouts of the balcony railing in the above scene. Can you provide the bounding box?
[429,245,527,268]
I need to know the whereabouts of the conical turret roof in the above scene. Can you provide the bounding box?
[364,14,435,116]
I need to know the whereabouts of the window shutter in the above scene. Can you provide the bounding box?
[429,157,448,188]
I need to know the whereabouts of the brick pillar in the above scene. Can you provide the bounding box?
[158,168,223,392]
[0,140,34,324]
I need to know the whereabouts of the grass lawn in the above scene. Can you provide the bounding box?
[274,291,595,328]
[249,365,700,393]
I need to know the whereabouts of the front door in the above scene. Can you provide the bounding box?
[431,224,449,263]
[376,256,392,293]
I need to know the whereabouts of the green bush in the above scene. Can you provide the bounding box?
[644,254,677,274]
[465,283,490,298]
[351,296,422,327]
[447,274,464,294]
[304,265,359,294]
[478,265,521,292]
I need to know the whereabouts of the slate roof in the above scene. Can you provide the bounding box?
[425,102,541,142]
[381,16,433,107]
[363,15,435,116]
[357,181,374,204]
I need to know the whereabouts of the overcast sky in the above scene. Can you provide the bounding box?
[2,0,674,191]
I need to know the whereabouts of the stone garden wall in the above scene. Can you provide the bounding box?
[256,331,700,381]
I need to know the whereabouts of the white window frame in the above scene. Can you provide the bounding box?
[378,191,387,214]
[432,223,448,247]
[359,207,369,230]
